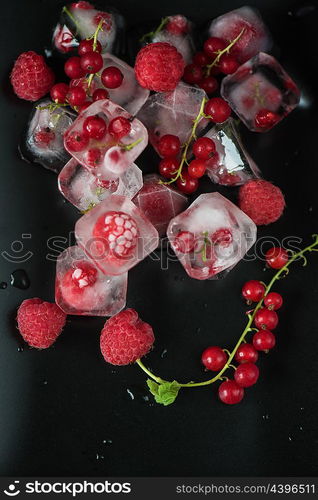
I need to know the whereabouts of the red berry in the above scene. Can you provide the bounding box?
[193,51,210,67]
[254,308,278,330]
[93,211,139,258]
[93,88,109,101]
[108,116,131,139]
[211,228,233,247]
[65,130,89,152]
[234,363,259,388]
[188,159,206,178]
[238,180,286,226]
[50,82,69,103]
[265,247,289,269]
[83,115,107,140]
[253,330,276,351]
[219,54,239,74]
[264,292,283,311]
[242,280,265,302]
[10,51,55,102]
[198,76,218,95]
[201,346,228,371]
[176,171,198,194]
[67,87,87,107]
[158,134,181,158]
[158,157,179,178]
[183,63,203,84]
[205,97,231,123]
[235,343,258,364]
[172,231,195,253]
[80,51,103,74]
[78,38,102,56]
[71,261,98,288]
[218,380,244,405]
[166,15,189,35]
[64,56,86,79]
[86,148,102,167]
[255,109,280,130]
[34,128,55,148]
[193,137,216,160]
[78,100,92,113]
[203,37,226,58]
[71,1,93,8]
[101,66,124,89]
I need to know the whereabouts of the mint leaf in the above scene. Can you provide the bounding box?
[146,379,180,406]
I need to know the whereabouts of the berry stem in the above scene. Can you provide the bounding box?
[89,18,104,51]
[136,359,164,384]
[139,17,169,43]
[120,138,142,151]
[206,29,245,76]
[62,6,79,32]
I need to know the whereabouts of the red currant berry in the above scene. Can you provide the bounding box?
[86,148,102,167]
[101,66,124,89]
[33,128,55,147]
[254,308,278,330]
[242,280,265,302]
[234,343,258,364]
[83,115,107,140]
[265,247,289,269]
[219,54,239,74]
[173,231,195,254]
[264,292,283,311]
[218,380,244,405]
[50,83,69,104]
[176,171,199,194]
[78,38,102,56]
[193,137,216,160]
[183,64,203,84]
[80,51,103,74]
[211,228,233,247]
[65,130,89,152]
[198,76,218,95]
[108,116,131,139]
[234,363,259,388]
[188,159,206,178]
[203,37,226,58]
[158,157,179,179]
[201,346,228,371]
[78,100,92,113]
[253,330,276,351]
[157,134,181,158]
[67,87,87,107]
[64,56,86,79]
[205,97,231,123]
[92,88,109,101]
[255,109,280,130]
[193,51,210,67]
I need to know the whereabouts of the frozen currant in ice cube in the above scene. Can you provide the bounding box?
[132,174,188,237]
[150,15,195,64]
[52,2,124,55]
[137,82,208,156]
[55,245,127,316]
[75,194,159,275]
[64,99,148,180]
[58,158,143,212]
[21,99,75,173]
[207,6,272,64]
[221,52,300,132]
[167,193,257,280]
[199,118,261,186]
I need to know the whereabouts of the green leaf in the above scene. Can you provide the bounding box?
[146,379,180,406]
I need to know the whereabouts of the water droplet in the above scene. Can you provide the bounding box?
[10,269,30,290]
[126,388,135,400]
[96,453,104,460]
[143,395,149,402]
[0,282,7,289]
[299,426,303,431]
[161,349,167,358]
[43,380,48,386]
[17,346,24,352]
[288,436,292,441]
[102,439,113,445]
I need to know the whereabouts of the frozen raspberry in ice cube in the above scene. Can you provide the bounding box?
[92,210,139,259]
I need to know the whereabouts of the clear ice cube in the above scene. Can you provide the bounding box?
[137,82,208,156]
[75,194,159,275]
[55,245,127,316]
[22,99,75,173]
[167,192,257,280]
[133,174,188,237]
[208,6,272,63]
[151,15,196,64]
[221,52,300,132]
[64,99,148,179]
[58,159,143,212]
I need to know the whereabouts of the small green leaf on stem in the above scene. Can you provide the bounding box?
[146,379,180,406]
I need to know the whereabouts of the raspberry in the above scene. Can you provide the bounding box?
[10,51,55,102]
[59,262,98,311]
[135,42,185,92]
[166,15,189,35]
[33,128,55,148]
[100,309,155,365]
[17,298,67,349]
[93,211,139,258]
[239,179,285,225]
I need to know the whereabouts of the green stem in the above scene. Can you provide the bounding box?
[136,359,164,384]
[140,17,169,43]
[62,6,79,32]
[206,28,245,76]
[120,138,142,151]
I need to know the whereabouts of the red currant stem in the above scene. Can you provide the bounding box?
[87,73,94,90]
[160,97,207,186]
[135,359,165,384]
[120,138,142,151]
[62,6,79,32]
[36,102,68,113]
[88,18,104,51]
[139,16,169,43]
[223,348,231,356]
[206,28,245,77]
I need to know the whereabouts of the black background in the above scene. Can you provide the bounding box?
[1,0,318,477]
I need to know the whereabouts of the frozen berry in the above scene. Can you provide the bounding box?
[108,117,131,139]
[218,380,244,405]
[234,363,259,388]
[83,115,107,140]
[242,280,265,302]
[101,66,124,89]
[264,292,283,311]
[34,128,55,147]
[159,157,179,178]
[201,346,228,371]
[265,247,289,269]
[158,134,181,158]
[80,51,103,74]
[64,56,86,79]
[86,148,102,167]
[183,63,203,84]
[238,180,285,226]
[211,228,233,247]
[93,211,139,258]
[188,159,206,178]
[193,137,216,160]
[78,100,92,113]
[254,308,278,330]
[255,109,280,130]
[166,15,189,35]
[176,171,198,194]
[205,97,231,123]
[50,82,69,103]
[235,343,258,364]
[64,130,89,152]
[93,88,109,101]
[173,231,195,253]
[253,330,276,351]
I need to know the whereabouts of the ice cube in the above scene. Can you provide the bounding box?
[75,194,159,275]
[58,159,143,212]
[167,192,257,280]
[151,15,195,64]
[21,99,75,173]
[221,52,300,132]
[55,245,127,316]
[137,82,208,156]
[208,6,272,63]
[200,118,261,186]
[53,2,124,55]
[64,99,148,180]
[133,174,188,237]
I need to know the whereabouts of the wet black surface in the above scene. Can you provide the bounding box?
[0,0,318,477]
